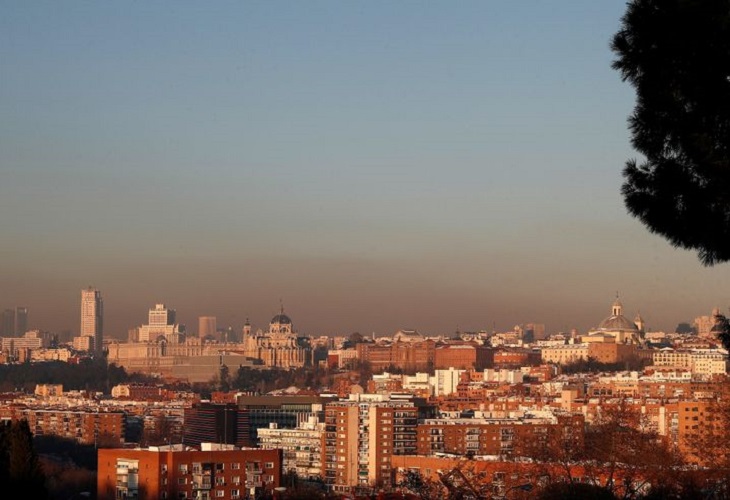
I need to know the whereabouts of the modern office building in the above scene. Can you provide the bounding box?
[183,402,251,448]
[1,308,15,337]
[80,287,103,355]
[237,394,330,445]
[15,306,28,336]
[198,316,217,338]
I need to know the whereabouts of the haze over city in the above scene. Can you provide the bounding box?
[3,1,730,338]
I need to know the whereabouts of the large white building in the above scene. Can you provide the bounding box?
[137,304,184,343]
[80,287,103,355]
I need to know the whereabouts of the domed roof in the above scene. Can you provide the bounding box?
[596,295,639,332]
[597,314,639,331]
[271,313,292,325]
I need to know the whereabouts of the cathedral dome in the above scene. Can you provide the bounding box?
[271,313,292,325]
[597,314,639,331]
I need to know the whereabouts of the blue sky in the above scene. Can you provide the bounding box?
[2,1,728,338]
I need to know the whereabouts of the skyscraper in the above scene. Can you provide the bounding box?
[198,316,217,338]
[80,287,103,355]
[15,307,28,336]
[1,309,14,337]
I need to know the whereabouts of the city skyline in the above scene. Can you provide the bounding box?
[3,2,730,338]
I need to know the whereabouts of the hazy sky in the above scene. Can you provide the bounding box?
[2,1,729,339]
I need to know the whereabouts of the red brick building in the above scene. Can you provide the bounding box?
[97,444,282,500]
[493,348,541,368]
[357,340,436,373]
[434,344,494,370]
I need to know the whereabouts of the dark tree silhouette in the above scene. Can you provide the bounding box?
[611,0,730,267]
[5,420,48,498]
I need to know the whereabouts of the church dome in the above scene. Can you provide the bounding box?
[595,296,639,332]
[597,315,639,331]
[271,313,292,325]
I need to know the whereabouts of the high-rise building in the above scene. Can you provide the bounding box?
[80,287,103,355]
[1,309,15,337]
[15,307,28,336]
[323,393,435,493]
[137,303,184,343]
[198,316,217,338]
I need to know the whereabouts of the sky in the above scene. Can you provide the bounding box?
[2,1,730,339]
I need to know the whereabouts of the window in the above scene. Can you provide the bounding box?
[231,462,240,470]
[266,475,274,483]
[179,464,188,474]
[178,478,187,485]
[216,463,224,472]
[216,491,225,498]
[232,476,240,485]
[265,462,274,469]
[231,490,240,499]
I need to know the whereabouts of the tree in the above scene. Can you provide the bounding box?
[398,469,447,500]
[582,399,681,499]
[6,420,48,498]
[611,1,730,267]
[218,363,231,392]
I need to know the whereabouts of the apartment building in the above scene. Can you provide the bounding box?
[323,393,434,492]
[257,415,325,480]
[97,443,282,500]
[416,413,584,457]
[0,405,124,445]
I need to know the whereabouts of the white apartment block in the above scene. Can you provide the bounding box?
[652,348,728,376]
[257,415,325,480]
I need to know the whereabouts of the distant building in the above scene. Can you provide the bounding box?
[357,338,436,373]
[695,308,721,338]
[198,316,217,338]
[138,303,184,343]
[241,307,312,368]
[14,306,28,336]
[434,343,494,370]
[72,335,94,353]
[80,287,103,355]
[584,296,644,344]
[1,309,15,337]
[1,330,44,360]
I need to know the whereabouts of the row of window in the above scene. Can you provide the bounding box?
[176,462,275,474]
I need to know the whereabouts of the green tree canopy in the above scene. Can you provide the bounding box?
[611,0,730,266]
